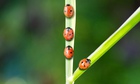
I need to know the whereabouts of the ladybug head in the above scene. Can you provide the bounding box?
[86,59,91,63]
[66,27,71,31]
[67,46,72,50]
[66,4,70,6]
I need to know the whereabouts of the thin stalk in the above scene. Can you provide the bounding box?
[71,7,140,82]
[65,0,76,84]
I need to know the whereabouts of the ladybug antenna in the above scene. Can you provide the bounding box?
[66,4,70,6]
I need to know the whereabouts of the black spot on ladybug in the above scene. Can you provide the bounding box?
[70,10,73,12]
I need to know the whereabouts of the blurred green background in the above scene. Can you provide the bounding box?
[0,0,140,84]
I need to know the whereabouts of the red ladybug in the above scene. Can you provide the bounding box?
[63,27,74,41]
[64,46,74,59]
[79,58,91,70]
[64,4,74,18]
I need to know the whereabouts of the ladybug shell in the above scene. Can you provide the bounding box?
[79,58,90,70]
[63,27,74,41]
[64,46,74,59]
[64,4,74,18]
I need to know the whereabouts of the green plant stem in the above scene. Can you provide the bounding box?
[65,0,76,84]
[71,7,140,82]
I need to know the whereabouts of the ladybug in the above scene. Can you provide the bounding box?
[79,58,91,70]
[64,4,74,18]
[64,46,74,59]
[63,27,74,41]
